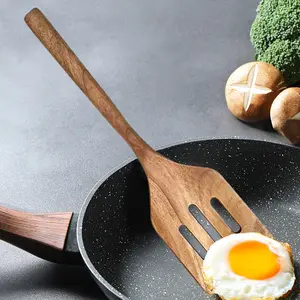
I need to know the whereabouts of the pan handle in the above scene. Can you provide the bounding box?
[0,205,83,265]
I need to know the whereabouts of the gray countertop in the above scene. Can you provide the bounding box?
[0,0,283,299]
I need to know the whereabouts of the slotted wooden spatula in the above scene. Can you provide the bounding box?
[25,8,271,290]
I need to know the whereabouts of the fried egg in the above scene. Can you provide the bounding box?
[202,232,295,300]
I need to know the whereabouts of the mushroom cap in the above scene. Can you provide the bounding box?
[225,62,286,122]
[271,87,300,145]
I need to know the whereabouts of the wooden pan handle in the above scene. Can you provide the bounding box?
[0,205,82,264]
[25,8,154,160]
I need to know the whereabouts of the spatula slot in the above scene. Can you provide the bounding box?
[210,198,241,233]
[179,225,206,259]
[188,204,222,241]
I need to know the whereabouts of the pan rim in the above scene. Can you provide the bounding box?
[76,136,296,299]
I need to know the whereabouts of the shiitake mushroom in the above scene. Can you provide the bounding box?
[225,62,286,122]
[271,87,300,145]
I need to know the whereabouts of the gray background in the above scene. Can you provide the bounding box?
[0,0,283,299]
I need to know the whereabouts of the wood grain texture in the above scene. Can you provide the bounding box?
[149,162,271,290]
[24,8,154,161]
[25,8,272,291]
[0,206,72,250]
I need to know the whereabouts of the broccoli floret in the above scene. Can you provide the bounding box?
[250,0,300,85]
[251,0,300,56]
[256,0,279,18]
[259,40,300,85]
[250,18,271,59]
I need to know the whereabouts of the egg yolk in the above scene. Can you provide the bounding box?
[228,240,280,280]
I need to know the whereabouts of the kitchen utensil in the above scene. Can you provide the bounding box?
[24,8,271,289]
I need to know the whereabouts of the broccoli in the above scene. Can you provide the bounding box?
[259,40,300,85]
[250,0,300,85]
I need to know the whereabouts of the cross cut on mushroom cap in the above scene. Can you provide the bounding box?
[230,64,272,111]
[290,112,300,120]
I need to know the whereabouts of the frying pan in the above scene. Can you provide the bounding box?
[0,138,300,299]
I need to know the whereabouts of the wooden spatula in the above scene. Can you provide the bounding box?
[25,8,271,290]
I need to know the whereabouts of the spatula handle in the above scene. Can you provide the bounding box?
[25,8,154,159]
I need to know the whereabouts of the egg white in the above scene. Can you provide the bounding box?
[202,232,295,300]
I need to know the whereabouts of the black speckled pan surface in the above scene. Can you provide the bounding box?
[77,139,300,300]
